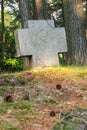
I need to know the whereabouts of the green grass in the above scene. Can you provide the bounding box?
[15,112,31,122]
[0,101,33,115]
[0,121,21,130]
[33,66,87,75]
[0,86,14,95]
[77,71,87,77]
[43,97,57,104]
[0,66,87,129]
[52,109,86,130]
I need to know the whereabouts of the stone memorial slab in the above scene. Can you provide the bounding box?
[14,20,67,68]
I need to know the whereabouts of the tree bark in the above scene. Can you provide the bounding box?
[35,0,50,19]
[32,0,38,19]
[42,0,50,19]
[63,0,87,65]
[19,0,31,70]
[19,0,30,27]
[1,0,5,59]
[35,0,44,19]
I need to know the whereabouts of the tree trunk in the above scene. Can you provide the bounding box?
[63,0,87,65]
[35,0,44,19]
[19,0,31,70]
[32,0,38,19]
[42,0,50,19]
[19,0,30,27]
[35,0,50,19]
[1,0,5,59]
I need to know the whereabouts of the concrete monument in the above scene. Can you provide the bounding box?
[14,20,67,69]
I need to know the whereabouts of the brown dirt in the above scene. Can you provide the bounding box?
[0,67,87,130]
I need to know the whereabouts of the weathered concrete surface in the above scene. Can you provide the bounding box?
[14,20,67,68]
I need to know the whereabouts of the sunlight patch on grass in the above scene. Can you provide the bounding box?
[32,66,87,80]
[77,72,87,77]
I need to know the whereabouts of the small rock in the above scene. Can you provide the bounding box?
[77,124,86,130]
[9,77,19,86]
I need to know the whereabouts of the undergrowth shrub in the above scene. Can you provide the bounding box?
[2,58,23,72]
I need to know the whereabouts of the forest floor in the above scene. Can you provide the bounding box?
[0,66,87,130]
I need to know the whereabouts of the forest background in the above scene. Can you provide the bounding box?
[0,0,87,72]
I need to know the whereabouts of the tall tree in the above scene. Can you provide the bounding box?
[35,0,50,19]
[35,0,44,19]
[1,0,5,59]
[43,0,50,19]
[63,0,87,65]
[19,0,30,27]
[19,0,31,69]
[32,0,38,19]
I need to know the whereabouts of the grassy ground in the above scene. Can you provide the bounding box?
[0,66,87,130]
